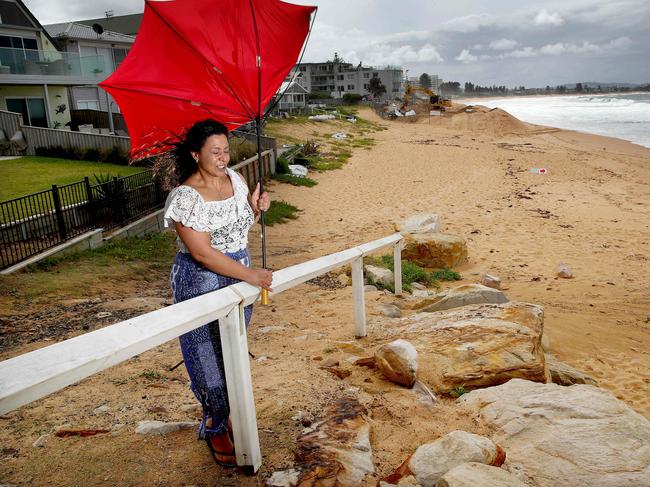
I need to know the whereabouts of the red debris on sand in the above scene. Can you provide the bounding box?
[54,429,110,438]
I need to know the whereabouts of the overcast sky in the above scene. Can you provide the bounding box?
[26,0,650,87]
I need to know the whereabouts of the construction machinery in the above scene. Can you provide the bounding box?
[400,83,452,112]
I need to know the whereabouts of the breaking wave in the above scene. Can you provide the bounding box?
[473,93,650,148]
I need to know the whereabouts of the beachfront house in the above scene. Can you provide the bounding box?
[0,0,75,128]
[43,21,134,127]
[0,0,133,132]
[273,80,308,113]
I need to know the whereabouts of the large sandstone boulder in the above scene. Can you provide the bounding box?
[375,339,418,387]
[381,431,505,487]
[458,379,650,487]
[267,398,374,486]
[417,284,508,312]
[480,273,501,290]
[377,302,547,393]
[435,463,527,487]
[545,354,597,386]
[398,301,544,336]
[365,265,394,287]
[395,214,442,234]
[401,233,467,269]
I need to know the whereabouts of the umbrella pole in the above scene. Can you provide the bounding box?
[256,116,269,305]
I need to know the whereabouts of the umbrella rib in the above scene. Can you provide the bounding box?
[146,1,256,119]
[248,0,263,117]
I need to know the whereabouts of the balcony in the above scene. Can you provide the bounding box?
[0,47,107,82]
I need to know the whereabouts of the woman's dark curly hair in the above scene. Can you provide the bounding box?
[151,119,229,190]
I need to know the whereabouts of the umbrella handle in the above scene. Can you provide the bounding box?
[261,288,269,305]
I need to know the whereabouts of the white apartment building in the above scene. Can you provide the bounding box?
[290,58,404,100]
[408,74,442,93]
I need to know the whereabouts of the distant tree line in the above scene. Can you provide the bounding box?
[437,80,650,96]
[464,83,508,94]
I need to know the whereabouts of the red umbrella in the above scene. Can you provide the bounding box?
[100,0,316,302]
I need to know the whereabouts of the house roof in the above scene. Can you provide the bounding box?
[44,22,136,44]
[278,80,308,94]
[11,0,60,49]
[66,13,143,36]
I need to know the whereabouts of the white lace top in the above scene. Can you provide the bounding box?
[163,168,255,253]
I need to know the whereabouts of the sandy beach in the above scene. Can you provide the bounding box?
[1,105,649,485]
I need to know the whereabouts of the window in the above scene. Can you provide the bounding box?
[337,86,344,92]
[373,72,379,78]
[347,74,354,79]
[6,98,47,127]
[347,84,355,90]
[112,48,128,68]
[299,66,306,71]
[363,73,370,78]
[78,100,100,110]
[0,1,33,27]
[337,75,344,80]
[363,84,369,89]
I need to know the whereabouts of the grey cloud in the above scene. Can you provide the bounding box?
[22,0,650,86]
[533,9,564,26]
[488,39,518,50]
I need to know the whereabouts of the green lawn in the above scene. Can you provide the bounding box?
[0,156,145,202]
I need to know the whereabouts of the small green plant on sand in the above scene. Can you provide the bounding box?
[365,254,461,292]
[431,268,462,282]
[271,173,317,187]
[263,200,299,226]
[139,370,166,381]
[450,386,468,398]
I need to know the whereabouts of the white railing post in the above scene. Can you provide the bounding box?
[393,239,403,296]
[351,256,367,337]
[219,304,262,472]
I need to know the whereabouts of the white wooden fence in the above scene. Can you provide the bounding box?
[0,233,403,472]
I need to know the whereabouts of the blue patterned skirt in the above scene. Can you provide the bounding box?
[170,248,253,438]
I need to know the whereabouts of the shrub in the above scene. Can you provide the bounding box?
[99,146,129,165]
[365,254,462,293]
[35,145,83,160]
[34,145,129,164]
[308,91,333,100]
[301,140,319,157]
[276,155,290,174]
[83,148,101,161]
[342,93,362,104]
[271,173,317,187]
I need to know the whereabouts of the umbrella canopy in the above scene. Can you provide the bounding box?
[100,0,316,159]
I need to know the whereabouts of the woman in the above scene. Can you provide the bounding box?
[162,119,272,467]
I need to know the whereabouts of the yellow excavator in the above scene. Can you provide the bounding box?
[400,83,452,112]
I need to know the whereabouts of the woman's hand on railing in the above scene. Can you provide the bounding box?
[245,267,273,291]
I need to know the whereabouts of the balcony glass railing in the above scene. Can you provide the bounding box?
[0,48,107,79]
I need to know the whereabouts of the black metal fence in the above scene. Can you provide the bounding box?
[0,170,165,270]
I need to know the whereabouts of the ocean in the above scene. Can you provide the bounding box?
[465,93,650,148]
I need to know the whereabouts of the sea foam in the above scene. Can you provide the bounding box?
[469,93,650,148]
